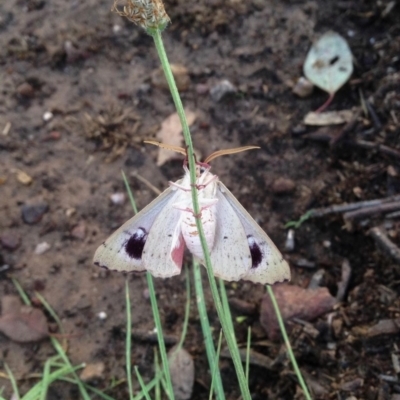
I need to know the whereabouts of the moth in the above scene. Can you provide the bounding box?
[94,141,290,284]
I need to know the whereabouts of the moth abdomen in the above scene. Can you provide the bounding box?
[124,227,148,260]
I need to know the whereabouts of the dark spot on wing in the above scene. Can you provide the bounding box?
[125,227,147,260]
[223,236,228,239]
[329,55,339,65]
[248,235,263,269]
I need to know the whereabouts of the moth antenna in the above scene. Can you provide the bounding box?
[144,140,187,155]
[204,146,260,164]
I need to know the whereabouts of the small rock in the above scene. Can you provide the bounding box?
[71,222,86,240]
[285,229,295,252]
[16,82,35,98]
[195,83,209,95]
[210,79,237,102]
[16,170,33,185]
[21,202,49,224]
[97,311,107,320]
[340,378,364,392]
[292,77,313,98]
[43,111,53,122]
[110,192,125,205]
[229,298,257,315]
[0,232,21,251]
[34,242,51,255]
[271,177,296,194]
[260,284,337,340]
[151,64,190,91]
[168,346,194,400]
[80,362,105,382]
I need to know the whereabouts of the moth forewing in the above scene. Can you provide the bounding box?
[217,182,291,285]
[142,199,184,278]
[93,184,180,273]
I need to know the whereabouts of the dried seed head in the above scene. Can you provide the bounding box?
[112,0,170,31]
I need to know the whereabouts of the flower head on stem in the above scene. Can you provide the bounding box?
[112,0,170,32]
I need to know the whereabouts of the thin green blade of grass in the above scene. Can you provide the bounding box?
[176,265,191,351]
[34,292,64,335]
[134,367,152,400]
[58,377,116,400]
[208,330,223,400]
[266,286,312,400]
[218,279,237,340]
[146,273,175,400]
[151,28,251,399]
[33,292,91,400]
[154,350,161,400]
[11,277,31,306]
[125,280,135,400]
[122,170,138,214]
[4,363,20,400]
[193,261,225,400]
[245,327,251,383]
[22,364,85,400]
[39,356,57,400]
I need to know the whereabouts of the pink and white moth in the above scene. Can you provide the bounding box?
[94,141,290,285]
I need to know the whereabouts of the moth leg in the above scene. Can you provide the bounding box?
[169,181,191,191]
[192,174,218,190]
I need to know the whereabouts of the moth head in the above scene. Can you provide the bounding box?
[196,162,211,178]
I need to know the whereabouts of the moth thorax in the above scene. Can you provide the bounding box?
[181,206,217,260]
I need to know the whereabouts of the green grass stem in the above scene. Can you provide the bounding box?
[151,28,251,400]
[266,286,312,400]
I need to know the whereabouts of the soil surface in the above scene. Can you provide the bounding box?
[1,0,400,399]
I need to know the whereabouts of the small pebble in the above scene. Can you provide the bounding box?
[80,362,105,382]
[295,258,316,269]
[285,229,295,252]
[110,192,125,205]
[98,311,107,320]
[43,111,53,122]
[16,82,35,98]
[34,242,51,255]
[0,232,21,251]
[21,202,49,224]
[271,177,296,194]
[210,79,237,102]
[16,170,32,185]
[292,77,313,98]
[71,222,86,240]
[112,24,122,34]
[195,83,209,95]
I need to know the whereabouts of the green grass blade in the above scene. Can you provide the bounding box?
[23,364,85,400]
[245,327,251,383]
[134,367,152,400]
[176,265,191,351]
[193,261,225,400]
[146,273,174,400]
[34,292,64,334]
[4,363,20,400]
[266,286,312,399]
[50,338,91,400]
[11,277,31,306]
[154,350,161,400]
[125,280,135,400]
[39,356,55,400]
[209,330,223,400]
[122,170,138,214]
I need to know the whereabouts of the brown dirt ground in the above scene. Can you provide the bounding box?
[1,0,400,399]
